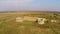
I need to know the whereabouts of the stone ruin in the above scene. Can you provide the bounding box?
[37,18,47,24]
[16,17,23,22]
[16,17,58,24]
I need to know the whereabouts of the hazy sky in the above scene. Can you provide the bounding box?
[0,0,60,11]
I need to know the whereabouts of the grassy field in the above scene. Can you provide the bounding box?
[0,11,60,34]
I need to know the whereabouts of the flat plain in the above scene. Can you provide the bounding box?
[0,11,60,34]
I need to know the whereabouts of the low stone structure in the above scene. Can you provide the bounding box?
[51,20,57,23]
[23,16,38,21]
[16,17,23,22]
[16,16,38,22]
[36,18,47,24]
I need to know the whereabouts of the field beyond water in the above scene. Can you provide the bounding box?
[0,11,60,34]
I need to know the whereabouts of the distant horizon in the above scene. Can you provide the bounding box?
[0,10,60,12]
